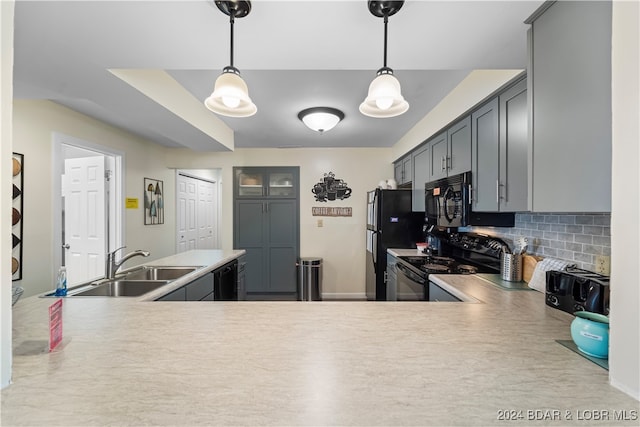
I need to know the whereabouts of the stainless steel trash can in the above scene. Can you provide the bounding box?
[297,257,322,301]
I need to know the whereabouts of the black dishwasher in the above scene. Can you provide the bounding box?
[214,260,238,300]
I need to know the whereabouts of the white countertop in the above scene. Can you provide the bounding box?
[3,254,638,426]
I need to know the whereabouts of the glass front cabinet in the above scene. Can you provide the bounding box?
[234,167,298,198]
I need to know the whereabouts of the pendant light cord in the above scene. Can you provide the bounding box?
[229,11,236,68]
[383,13,388,68]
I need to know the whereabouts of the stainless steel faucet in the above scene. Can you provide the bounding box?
[106,246,150,279]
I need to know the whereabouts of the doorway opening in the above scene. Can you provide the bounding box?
[52,133,123,286]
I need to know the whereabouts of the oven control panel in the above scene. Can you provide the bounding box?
[447,233,506,258]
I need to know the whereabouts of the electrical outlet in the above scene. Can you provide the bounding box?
[595,255,610,275]
[317,219,323,228]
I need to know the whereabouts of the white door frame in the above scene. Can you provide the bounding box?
[52,133,124,281]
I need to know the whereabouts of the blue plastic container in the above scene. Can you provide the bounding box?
[570,311,609,359]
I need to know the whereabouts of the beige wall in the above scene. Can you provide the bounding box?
[1,0,15,389]
[165,147,393,298]
[609,0,640,400]
[12,100,177,298]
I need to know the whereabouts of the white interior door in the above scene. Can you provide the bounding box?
[63,156,106,285]
[176,174,198,253]
[197,180,216,249]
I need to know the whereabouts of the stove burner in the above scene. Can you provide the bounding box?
[423,264,451,273]
[456,264,478,274]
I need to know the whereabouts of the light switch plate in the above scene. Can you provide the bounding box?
[317,219,323,227]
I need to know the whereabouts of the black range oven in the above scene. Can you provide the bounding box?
[392,232,507,301]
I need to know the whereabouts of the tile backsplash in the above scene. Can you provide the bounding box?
[463,213,611,272]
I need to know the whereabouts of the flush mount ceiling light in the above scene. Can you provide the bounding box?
[359,0,409,118]
[298,107,345,134]
[204,0,257,117]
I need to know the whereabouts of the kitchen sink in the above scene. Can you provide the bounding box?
[119,265,202,281]
[40,265,205,298]
[71,280,170,297]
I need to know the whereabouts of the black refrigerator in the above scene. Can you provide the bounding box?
[366,189,424,301]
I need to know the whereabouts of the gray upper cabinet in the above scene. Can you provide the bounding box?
[411,144,430,211]
[471,98,500,211]
[448,117,472,177]
[471,78,528,212]
[235,167,298,199]
[499,78,528,212]
[429,131,448,181]
[527,1,612,212]
[429,116,472,181]
[394,154,412,186]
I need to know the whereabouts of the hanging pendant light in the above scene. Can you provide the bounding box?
[204,0,257,117]
[359,0,409,118]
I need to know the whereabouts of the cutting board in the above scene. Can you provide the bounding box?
[523,255,544,283]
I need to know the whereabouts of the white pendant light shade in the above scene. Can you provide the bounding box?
[298,107,345,133]
[359,72,409,118]
[204,69,257,117]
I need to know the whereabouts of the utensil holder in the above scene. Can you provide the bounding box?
[501,253,523,282]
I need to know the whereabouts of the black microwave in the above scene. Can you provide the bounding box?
[425,172,515,228]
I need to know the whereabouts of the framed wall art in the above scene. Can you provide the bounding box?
[12,153,24,281]
[144,178,164,225]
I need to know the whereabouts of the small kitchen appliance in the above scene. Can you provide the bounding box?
[570,311,610,359]
[424,172,515,228]
[392,232,509,300]
[545,269,610,315]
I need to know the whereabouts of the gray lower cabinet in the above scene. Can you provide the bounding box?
[237,254,246,300]
[156,272,214,301]
[471,78,528,212]
[386,254,398,301]
[157,286,186,301]
[429,116,471,181]
[186,272,215,301]
[527,1,611,212]
[235,199,299,295]
[428,282,461,302]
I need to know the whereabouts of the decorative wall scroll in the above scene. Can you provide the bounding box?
[12,153,24,281]
[312,207,353,217]
[311,172,352,202]
[144,178,164,225]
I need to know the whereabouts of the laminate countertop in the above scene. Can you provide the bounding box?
[2,252,638,426]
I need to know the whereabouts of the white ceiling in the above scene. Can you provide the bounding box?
[12,0,544,151]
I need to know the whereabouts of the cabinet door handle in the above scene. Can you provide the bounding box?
[441,156,446,171]
[446,156,452,170]
[496,180,505,204]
